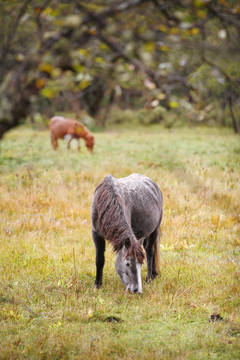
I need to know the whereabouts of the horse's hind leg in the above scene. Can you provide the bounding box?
[152,249,159,279]
[92,230,105,288]
[143,227,159,283]
[67,137,73,150]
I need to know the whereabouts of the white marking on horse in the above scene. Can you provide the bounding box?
[64,134,73,141]
[136,262,142,294]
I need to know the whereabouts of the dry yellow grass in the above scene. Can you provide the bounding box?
[0,125,239,359]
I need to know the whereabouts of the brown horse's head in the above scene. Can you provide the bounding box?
[85,133,94,152]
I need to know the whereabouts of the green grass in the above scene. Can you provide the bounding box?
[0,124,239,359]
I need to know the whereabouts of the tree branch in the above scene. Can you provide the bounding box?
[207,3,240,29]
[75,0,149,22]
[151,0,180,23]
[35,0,51,47]
[0,0,33,66]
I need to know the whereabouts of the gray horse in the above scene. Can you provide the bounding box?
[91,174,163,293]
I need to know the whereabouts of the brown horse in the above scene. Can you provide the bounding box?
[91,174,163,293]
[49,116,94,152]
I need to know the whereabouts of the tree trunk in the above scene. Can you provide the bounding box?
[227,96,239,134]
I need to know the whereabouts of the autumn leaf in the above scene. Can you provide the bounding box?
[39,63,54,74]
[169,101,179,108]
[35,78,46,89]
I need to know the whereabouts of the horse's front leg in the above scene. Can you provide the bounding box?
[51,133,58,150]
[144,238,154,284]
[92,230,105,288]
[144,228,158,283]
[77,138,81,152]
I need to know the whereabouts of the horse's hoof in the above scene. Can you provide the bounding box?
[146,277,151,284]
[95,283,102,289]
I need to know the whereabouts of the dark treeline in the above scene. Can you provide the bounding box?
[0,0,240,137]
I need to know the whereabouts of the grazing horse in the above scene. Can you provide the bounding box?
[49,116,94,152]
[91,174,163,293]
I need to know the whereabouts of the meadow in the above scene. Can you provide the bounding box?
[0,124,239,359]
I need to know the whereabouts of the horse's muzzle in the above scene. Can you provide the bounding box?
[126,285,142,294]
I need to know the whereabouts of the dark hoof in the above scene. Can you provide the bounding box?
[146,273,158,283]
[210,313,223,322]
[151,273,158,280]
[146,276,151,284]
[95,282,102,289]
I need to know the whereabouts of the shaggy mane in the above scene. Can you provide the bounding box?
[94,175,145,264]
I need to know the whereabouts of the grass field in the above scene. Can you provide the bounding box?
[0,124,239,359]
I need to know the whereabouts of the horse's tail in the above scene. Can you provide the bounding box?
[154,230,161,275]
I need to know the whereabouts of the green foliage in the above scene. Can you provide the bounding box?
[107,106,167,126]
[137,106,167,125]
[106,104,236,130]
[107,108,139,125]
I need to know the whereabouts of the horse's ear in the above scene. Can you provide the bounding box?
[124,238,131,249]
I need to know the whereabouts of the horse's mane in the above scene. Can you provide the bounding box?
[94,175,145,264]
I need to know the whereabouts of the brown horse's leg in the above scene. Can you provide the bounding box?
[92,230,105,288]
[67,137,72,150]
[77,138,81,151]
[51,133,58,150]
[143,227,159,283]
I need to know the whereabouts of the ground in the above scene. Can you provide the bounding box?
[0,125,239,359]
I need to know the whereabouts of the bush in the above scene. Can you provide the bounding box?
[107,105,167,126]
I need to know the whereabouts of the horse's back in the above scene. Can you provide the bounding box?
[118,174,163,239]
[118,174,162,205]
[91,174,163,239]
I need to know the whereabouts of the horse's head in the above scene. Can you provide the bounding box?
[115,239,143,294]
[85,133,94,152]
